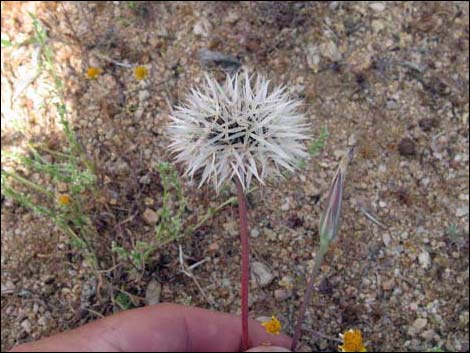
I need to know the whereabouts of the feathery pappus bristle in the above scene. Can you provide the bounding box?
[168,70,310,192]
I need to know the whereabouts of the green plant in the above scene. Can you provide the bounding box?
[1,14,98,268]
[308,125,329,157]
[298,126,329,169]
[114,292,135,310]
[111,240,154,272]
[446,223,463,241]
[125,1,138,10]
[292,148,353,351]
[1,150,97,267]
[111,162,237,272]
[156,162,238,244]
[155,162,187,245]
[1,37,12,47]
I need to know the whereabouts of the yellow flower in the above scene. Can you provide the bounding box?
[134,65,148,80]
[261,316,282,335]
[57,194,71,206]
[339,329,367,352]
[86,67,102,79]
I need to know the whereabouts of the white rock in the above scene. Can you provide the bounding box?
[421,329,436,341]
[421,177,431,187]
[382,233,391,247]
[456,207,469,218]
[139,90,150,103]
[348,133,357,147]
[306,44,321,71]
[250,228,260,238]
[418,251,431,269]
[224,221,239,236]
[251,262,274,288]
[1,281,15,294]
[320,41,342,62]
[372,19,385,33]
[458,193,469,201]
[145,280,162,306]
[329,2,340,10]
[264,228,277,241]
[274,289,292,301]
[408,318,427,336]
[369,2,386,12]
[281,202,290,211]
[193,19,212,37]
[21,319,32,333]
[224,11,239,24]
[134,108,144,119]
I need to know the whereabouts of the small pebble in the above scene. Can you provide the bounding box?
[418,251,431,269]
[21,319,32,333]
[138,90,150,103]
[386,100,399,110]
[142,208,159,225]
[456,207,469,218]
[382,233,392,247]
[145,280,162,306]
[382,279,395,291]
[193,19,212,37]
[250,228,260,238]
[369,2,386,12]
[408,318,428,336]
[144,197,154,206]
[281,202,290,211]
[320,41,342,62]
[264,228,277,241]
[421,329,437,341]
[458,193,469,201]
[398,138,416,156]
[251,262,274,288]
[274,289,292,301]
[208,242,219,253]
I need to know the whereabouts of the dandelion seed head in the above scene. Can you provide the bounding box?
[168,70,310,192]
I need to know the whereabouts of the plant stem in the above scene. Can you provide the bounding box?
[191,196,237,232]
[291,242,329,351]
[2,169,53,198]
[236,179,250,351]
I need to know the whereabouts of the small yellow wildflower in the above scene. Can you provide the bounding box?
[57,194,71,206]
[134,65,148,80]
[261,316,282,335]
[86,67,102,79]
[338,329,367,352]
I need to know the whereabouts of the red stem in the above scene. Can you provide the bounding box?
[291,244,327,351]
[236,179,250,351]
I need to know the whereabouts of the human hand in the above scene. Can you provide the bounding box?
[11,303,291,352]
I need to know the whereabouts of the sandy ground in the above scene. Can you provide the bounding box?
[1,2,469,352]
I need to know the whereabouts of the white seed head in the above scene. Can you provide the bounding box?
[168,70,310,192]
